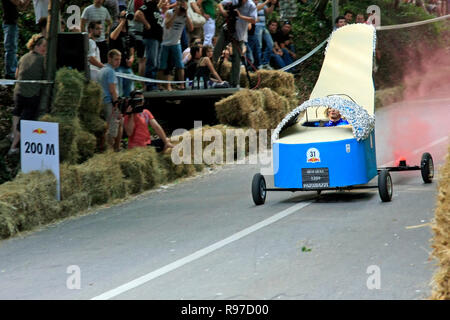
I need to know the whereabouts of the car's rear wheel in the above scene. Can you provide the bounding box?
[421,152,434,183]
[378,170,393,202]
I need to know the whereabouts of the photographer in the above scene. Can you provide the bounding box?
[109,10,137,97]
[212,0,257,88]
[124,90,174,151]
[157,0,194,90]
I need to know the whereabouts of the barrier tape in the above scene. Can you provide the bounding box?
[280,38,329,72]
[376,14,449,30]
[0,79,54,85]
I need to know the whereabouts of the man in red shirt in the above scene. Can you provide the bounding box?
[124,90,174,151]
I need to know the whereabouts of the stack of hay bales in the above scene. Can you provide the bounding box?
[431,146,450,300]
[215,70,298,131]
[79,81,107,156]
[0,171,60,238]
[40,68,105,164]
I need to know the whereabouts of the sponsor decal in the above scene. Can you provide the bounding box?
[32,128,47,134]
[306,147,320,163]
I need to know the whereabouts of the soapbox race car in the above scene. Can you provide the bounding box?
[251,24,434,205]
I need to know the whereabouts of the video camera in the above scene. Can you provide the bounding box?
[118,90,145,115]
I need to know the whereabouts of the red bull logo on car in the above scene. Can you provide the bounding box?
[306,148,321,163]
[32,128,47,134]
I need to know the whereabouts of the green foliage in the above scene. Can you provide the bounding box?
[290,0,449,100]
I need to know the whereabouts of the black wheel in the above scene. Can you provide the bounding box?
[378,170,393,202]
[421,152,434,183]
[252,173,266,205]
[317,190,322,195]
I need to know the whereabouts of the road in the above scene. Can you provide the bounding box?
[0,87,449,300]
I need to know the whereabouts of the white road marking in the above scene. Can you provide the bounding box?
[91,201,312,300]
[412,136,449,155]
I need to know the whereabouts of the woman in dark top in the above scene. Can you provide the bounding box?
[9,34,47,155]
[185,45,202,80]
[196,45,222,85]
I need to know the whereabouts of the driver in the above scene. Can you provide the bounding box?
[124,90,174,151]
[324,108,349,127]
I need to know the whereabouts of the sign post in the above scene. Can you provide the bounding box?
[20,120,60,201]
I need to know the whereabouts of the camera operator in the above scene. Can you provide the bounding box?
[124,90,174,151]
[212,0,257,88]
[109,10,137,97]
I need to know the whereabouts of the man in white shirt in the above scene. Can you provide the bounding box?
[157,0,193,90]
[87,21,104,81]
[32,0,48,24]
[81,0,113,62]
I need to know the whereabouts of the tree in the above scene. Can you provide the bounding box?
[314,0,329,20]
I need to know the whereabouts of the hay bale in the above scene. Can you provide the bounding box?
[51,68,84,118]
[75,152,127,206]
[0,171,60,239]
[431,146,450,299]
[115,147,168,194]
[39,114,80,164]
[76,130,97,163]
[215,88,295,130]
[251,70,297,98]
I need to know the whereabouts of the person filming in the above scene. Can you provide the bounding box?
[123,90,174,151]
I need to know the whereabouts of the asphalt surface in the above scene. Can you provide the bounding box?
[0,87,449,300]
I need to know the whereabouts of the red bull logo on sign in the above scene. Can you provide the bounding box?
[32,128,47,134]
[306,148,321,163]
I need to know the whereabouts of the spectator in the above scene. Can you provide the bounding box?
[183,37,203,64]
[81,0,113,63]
[124,90,174,151]
[109,10,136,97]
[198,0,216,46]
[334,15,346,29]
[278,20,296,60]
[212,0,257,88]
[267,19,292,69]
[255,0,276,69]
[88,21,105,81]
[104,0,120,23]
[9,34,46,155]
[32,0,48,24]
[38,17,47,37]
[344,10,354,24]
[157,0,194,90]
[245,22,260,68]
[187,0,204,42]
[128,0,146,79]
[355,13,366,24]
[98,49,123,151]
[196,45,223,85]
[135,0,164,91]
[2,0,31,79]
[279,0,296,21]
[118,0,127,11]
[184,44,202,80]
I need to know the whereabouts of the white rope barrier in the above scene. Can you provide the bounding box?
[376,14,449,30]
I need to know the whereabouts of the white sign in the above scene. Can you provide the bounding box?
[20,120,60,200]
[306,147,321,163]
